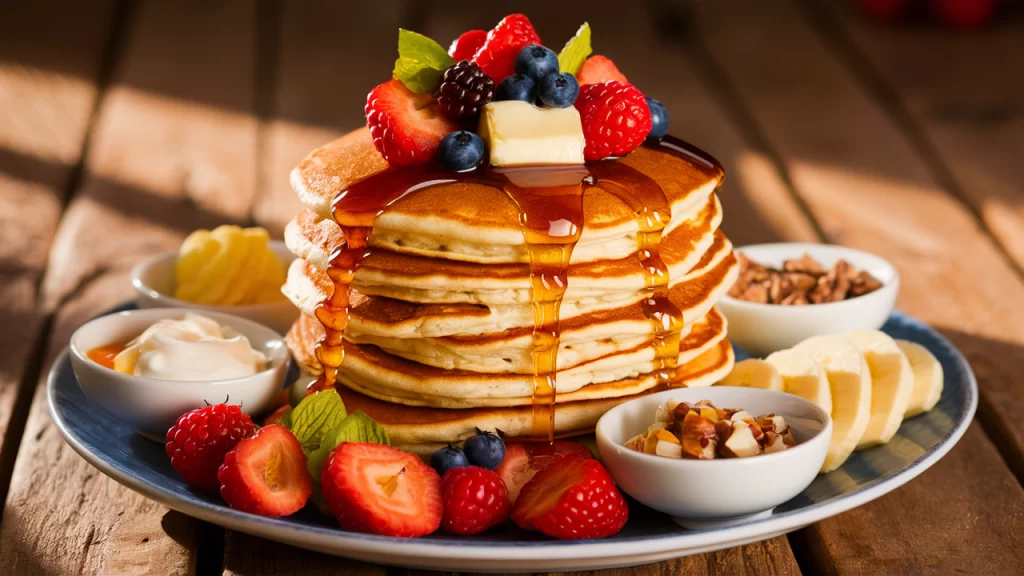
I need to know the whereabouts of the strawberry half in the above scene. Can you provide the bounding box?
[449,29,487,61]
[321,442,442,538]
[577,55,629,86]
[365,79,460,166]
[471,14,541,83]
[217,425,312,517]
[494,440,592,503]
[511,453,628,540]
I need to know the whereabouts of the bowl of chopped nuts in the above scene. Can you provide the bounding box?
[719,243,899,357]
[596,386,831,528]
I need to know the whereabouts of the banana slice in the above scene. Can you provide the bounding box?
[718,359,784,391]
[793,335,872,473]
[896,340,943,417]
[845,330,914,449]
[765,348,832,415]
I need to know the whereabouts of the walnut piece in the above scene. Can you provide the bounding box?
[730,252,883,306]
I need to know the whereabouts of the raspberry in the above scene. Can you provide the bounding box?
[441,466,511,535]
[436,61,495,121]
[574,81,652,161]
[165,403,255,492]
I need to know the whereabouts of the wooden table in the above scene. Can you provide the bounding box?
[1,0,1022,573]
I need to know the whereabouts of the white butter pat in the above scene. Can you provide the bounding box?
[478,101,585,166]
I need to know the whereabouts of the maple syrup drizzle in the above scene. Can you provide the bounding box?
[307,137,722,439]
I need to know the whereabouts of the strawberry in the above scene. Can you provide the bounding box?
[449,29,487,61]
[494,441,592,503]
[576,55,629,86]
[471,14,541,83]
[321,442,442,537]
[262,403,290,427]
[217,425,312,517]
[365,79,460,166]
[574,81,652,161]
[441,466,510,535]
[511,453,628,540]
[165,403,255,492]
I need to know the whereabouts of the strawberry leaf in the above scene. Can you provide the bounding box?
[393,29,455,94]
[558,22,592,76]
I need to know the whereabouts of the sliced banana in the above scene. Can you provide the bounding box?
[718,358,784,391]
[793,335,872,473]
[765,348,833,415]
[844,330,914,449]
[896,340,944,417]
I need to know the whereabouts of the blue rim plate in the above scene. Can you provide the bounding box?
[48,308,976,572]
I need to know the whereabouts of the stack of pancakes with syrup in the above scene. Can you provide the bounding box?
[282,128,738,456]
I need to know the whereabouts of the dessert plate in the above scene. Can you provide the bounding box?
[48,306,976,573]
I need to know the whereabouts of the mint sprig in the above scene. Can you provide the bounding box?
[558,22,592,76]
[286,389,347,454]
[306,410,390,481]
[393,29,455,94]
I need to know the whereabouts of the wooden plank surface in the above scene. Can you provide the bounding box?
[805,0,1024,482]
[0,0,116,517]
[0,1,261,573]
[685,0,1024,572]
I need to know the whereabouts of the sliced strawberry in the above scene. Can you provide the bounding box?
[365,79,460,166]
[321,442,442,537]
[217,425,312,517]
[471,14,541,83]
[449,29,487,61]
[577,55,629,86]
[494,441,592,503]
[511,454,628,540]
[262,403,290,427]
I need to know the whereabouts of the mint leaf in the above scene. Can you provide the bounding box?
[288,389,347,454]
[281,408,293,430]
[558,22,592,76]
[393,29,455,94]
[306,411,390,480]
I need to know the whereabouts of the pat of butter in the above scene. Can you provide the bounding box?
[478,101,585,166]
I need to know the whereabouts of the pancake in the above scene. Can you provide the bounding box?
[333,338,735,456]
[287,306,726,407]
[290,128,724,265]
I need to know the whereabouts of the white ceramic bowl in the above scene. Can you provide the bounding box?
[131,241,299,334]
[596,386,831,528]
[70,308,290,438]
[717,243,899,357]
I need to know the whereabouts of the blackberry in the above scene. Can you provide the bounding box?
[436,61,495,120]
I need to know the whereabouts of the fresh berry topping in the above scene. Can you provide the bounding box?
[495,74,537,102]
[576,55,628,86]
[217,425,312,517]
[494,441,592,503]
[441,466,511,535]
[449,29,487,61]
[514,45,560,81]
[463,429,506,469]
[538,72,580,109]
[438,131,485,171]
[436,61,495,120]
[165,403,255,492]
[322,443,442,537]
[365,79,460,166]
[471,14,541,83]
[574,81,652,161]
[511,454,628,540]
[646,97,669,142]
[431,444,471,476]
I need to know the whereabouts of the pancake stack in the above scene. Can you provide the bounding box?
[282,128,738,455]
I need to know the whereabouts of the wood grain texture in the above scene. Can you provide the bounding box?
[0,1,260,573]
[688,0,1024,571]
[0,0,114,517]
[806,0,1024,482]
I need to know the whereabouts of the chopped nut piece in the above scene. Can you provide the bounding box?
[624,434,646,452]
[730,410,754,423]
[721,423,761,458]
[643,433,660,455]
[763,434,788,454]
[699,407,720,423]
[680,412,718,459]
[653,429,680,445]
[784,254,826,275]
[655,441,683,459]
[730,252,883,305]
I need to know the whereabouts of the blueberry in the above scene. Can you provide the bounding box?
[514,45,560,81]
[496,74,537,102]
[537,72,579,108]
[437,131,485,171]
[646,97,670,142]
[431,446,469,476]
[463,430,505,470]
